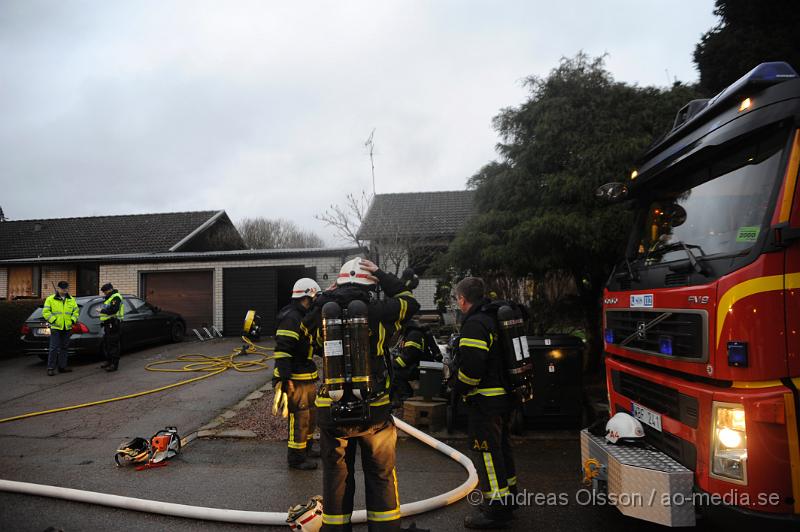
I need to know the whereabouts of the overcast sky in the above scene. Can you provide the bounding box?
[0,1,717,245]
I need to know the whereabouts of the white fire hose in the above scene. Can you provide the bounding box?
[0,416,477,526]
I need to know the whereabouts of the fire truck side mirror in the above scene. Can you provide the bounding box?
[595,182,628,203]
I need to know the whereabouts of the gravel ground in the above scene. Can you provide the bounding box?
[228,387,289,440]
[223,385,407,440]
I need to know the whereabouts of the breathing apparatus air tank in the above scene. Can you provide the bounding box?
[497,304,534,403]
[322,301,346,401]
[346,299,372,400]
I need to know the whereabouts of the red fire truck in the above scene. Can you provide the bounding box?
[583,62,800,527]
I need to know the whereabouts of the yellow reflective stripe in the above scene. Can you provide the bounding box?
[458,370,480,386]
[784,392,800,514]
[394,298,408,332]
[716,274,787,348]
[315,396,332,407]
[507,476,517,486]
[288,413,296,447]
[404,341,422,351]
[395,290,413,298]
[291,371,318,380]
[393,467,401,514]
[322,513,351,525]
[276,329,300,340]
[273,352,292,358]
[377,323,386,356]
[778,129,800,223]
[287,441,307,449]
[483,486,510,500]
[731,380,784,389]
[460,338,489,351]
[370,394,390,407]
[395,357,407,367]
[352,375,370,383]
[483,452,501,496]
[477,387,507,397]
[367,508,401,522]
[325,377,345,384]
[368,466,400,521]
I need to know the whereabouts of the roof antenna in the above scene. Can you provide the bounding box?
[365,128,376,196]
[0,206,5,221]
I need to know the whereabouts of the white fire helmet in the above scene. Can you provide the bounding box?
[605,412,645,444]
[336,257,376,286]
[287,496,323,532]
[292,278,321,299]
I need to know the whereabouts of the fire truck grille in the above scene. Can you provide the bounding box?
[612,370,699,429]
[605,309,707,360]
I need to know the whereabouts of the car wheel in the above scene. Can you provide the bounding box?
[170,322,185,343]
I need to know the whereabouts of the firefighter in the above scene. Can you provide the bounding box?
[273,277,322,470]
[307,258,419,531]
[392,321,436,401]
[99,283,124,372]
[42,280,79,376]
[453,277,516,529]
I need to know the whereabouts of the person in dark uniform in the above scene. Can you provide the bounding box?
[272,277,322,470]
[453,277,517,529]
[305,258,419,531]
[99,283,124,372]
[392,321,439,401]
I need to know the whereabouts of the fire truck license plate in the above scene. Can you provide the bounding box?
[632,402,662,432]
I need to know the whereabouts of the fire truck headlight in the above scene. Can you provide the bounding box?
[711,403,747,483]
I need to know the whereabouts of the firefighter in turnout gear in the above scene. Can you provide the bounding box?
[273,277,322,470]
[453,277,517,529]
[305,258,419,531]
[392,321,438,401]
[99,283,125,372]
[42,280,80,376]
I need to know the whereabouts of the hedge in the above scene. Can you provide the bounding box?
[0,299,44,356]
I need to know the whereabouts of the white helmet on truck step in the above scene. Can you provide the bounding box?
[605,412,645,444]
[292,278,321,299]
[336,257,376,286]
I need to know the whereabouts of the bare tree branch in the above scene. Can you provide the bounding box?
[237,217,324,249]
[315,190,372,251]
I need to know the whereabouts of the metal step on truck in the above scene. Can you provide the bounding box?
[584,61,800,528]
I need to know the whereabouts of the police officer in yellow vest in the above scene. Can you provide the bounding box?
[99,283,125,372]
[42,280,80,376]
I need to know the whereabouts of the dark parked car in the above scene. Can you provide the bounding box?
[20,295,186,361]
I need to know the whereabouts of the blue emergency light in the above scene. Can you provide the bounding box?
[659,336,673,355]
[604,328,615,344]
[727,342,748,368]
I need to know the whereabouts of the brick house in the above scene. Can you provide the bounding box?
[357,190,476,312]
[0,210,358,334]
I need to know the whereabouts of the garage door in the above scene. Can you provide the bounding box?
[142,271,213,332]
[223,267,277,335]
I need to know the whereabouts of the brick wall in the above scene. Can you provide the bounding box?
[0,267,6,300]
[99,254,356,330]
[416,277,438,311]
[41,266,77,297]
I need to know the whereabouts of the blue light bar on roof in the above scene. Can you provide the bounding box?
[746,61,798,83]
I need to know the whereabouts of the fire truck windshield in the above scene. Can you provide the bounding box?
[635,127,789,265]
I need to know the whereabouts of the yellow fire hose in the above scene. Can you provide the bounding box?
[0,337,275,425]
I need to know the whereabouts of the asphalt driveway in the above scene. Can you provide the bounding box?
[0,339,731,532]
